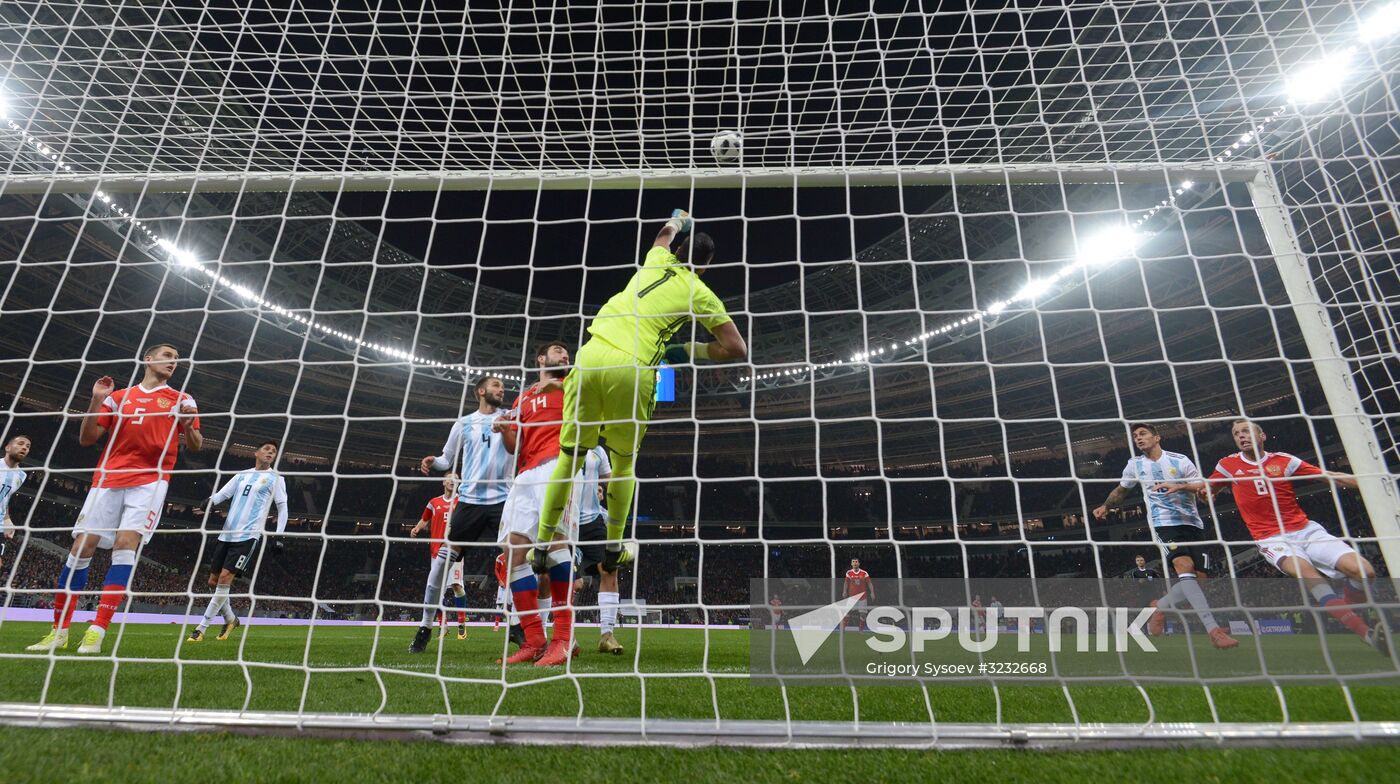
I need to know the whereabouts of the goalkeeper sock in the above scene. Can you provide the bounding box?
[509,563,547,648]
[547,550,573,647]
[604,450,636,541]
[54,555,92,630]
[419,551,449,627]
[599,591,619,635]
[94,549,137,631]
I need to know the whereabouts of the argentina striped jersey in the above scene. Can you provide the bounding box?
[575,446,611,525]
[0,467,27,534]
[1119,450,1205,529]
[431,410,511,505]
[210,469,289,543]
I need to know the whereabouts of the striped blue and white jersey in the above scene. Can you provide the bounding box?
[210,469,289,543]
[574,446,611,526]
[431,410,512,505]
[1119,450,1204,530]
[0,467,28,534]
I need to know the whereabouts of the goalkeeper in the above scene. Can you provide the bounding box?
[534,210,747,570]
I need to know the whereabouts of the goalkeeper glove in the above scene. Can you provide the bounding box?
[270,538,286,558]
[666,208,693,235]
[601,543,622,574]
[529,544,551,575]
[663,342,710,365]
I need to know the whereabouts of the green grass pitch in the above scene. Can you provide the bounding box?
[0,620,1396,782]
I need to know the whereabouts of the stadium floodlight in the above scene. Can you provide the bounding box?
[1360,2,1400,42]
[1076,226,1140,266]
[155,238,201,269]
[1285,48,1357,104]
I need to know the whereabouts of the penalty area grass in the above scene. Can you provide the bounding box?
[0,621,1397,725]
[0,726,1396,784]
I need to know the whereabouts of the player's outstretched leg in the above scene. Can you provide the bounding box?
[1156,570,1238,649]
[410,550,451,653]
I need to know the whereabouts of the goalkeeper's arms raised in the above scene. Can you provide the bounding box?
[665,321,747,364]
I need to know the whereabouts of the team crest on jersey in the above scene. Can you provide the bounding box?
[1265,464,1282,476]
[157,398,172,409]
[1168,467,1178,477]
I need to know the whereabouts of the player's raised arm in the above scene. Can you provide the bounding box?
[1093,484,1133,520]
[78,375,115,447]
[422,419,464,475]
[652,209,692,250]
[178,395,203,452]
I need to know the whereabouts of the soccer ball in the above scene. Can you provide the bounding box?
[710,131,742,163]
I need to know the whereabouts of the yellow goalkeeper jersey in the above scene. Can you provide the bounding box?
[586,246,733,365]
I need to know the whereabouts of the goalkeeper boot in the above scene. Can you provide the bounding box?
[1368,625,1391,657]
[598,631,623,656]
[457,624,468,641]
[217,616,241,641]
[1147,600,1164,636]
[187,629,206,643]
[76,626,105,655]
[408,625,432,654]
[1208,627,1239,650]
[26,628,68,652]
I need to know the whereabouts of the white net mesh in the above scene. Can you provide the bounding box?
[1,0,1398,746]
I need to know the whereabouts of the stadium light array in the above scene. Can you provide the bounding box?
[2,111,511,381]
[1360,3,1400,42]
[1285,48,1357,105]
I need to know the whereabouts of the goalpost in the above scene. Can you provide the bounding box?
[2,0,1399,749]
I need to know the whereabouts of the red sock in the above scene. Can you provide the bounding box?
[53,592,68,628]
[1344,585,1367,606]
[512,587,547,648]
[549,578,573,648]
[1324,598,1371,637]
[457,610,467,625]
[93,584,127,630]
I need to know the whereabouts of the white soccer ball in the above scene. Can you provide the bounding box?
[710,131,742,163]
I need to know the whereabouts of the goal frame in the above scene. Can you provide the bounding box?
[2,161,1397,748]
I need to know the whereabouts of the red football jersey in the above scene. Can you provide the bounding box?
[1210,452,1324,540]
[494,552,508,584]
[93,384,199,489]
[845,569,872,597]
[504,383,564,474]
[421,495,454,559]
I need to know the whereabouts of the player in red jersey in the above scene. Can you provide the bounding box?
[411,472,467,639]
[843,558,874,630]
[1203,420,1386,654]
[492,341,577,666]
[27,344,203,654]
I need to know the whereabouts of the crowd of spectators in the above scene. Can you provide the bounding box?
[1,401,1381,627]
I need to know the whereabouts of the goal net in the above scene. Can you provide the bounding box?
[1,0,1398,747]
